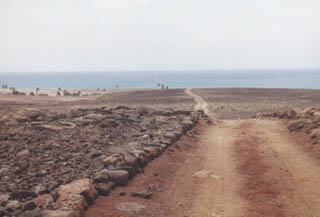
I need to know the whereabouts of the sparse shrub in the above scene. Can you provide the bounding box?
[12,88,19,95]
[63,90,71,96]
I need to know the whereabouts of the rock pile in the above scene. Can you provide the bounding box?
[265,107,320,144]
[0,106,199,216]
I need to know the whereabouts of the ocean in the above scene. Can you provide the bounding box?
[0,70,319,90]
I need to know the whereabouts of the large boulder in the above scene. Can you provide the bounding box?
[107,170,129,186]
[54,179,98,216]
[54,194,86,217]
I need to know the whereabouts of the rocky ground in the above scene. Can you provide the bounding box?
[1,88,320,217]
[193,88,320,119]
[266,107,320,160]
[0,89,198,217]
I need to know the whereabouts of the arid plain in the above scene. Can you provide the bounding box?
[1,88,320,217]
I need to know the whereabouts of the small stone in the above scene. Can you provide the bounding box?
[193,170,212,178]
[115,202,146,213]
[0,193,10,206]
[34,184,49,195]
[17,150,30,159]
[0,207,5,217]
[131,190,153,199]
[33,194,53,209]
[90,150,103,159]
[5,200,21,212]
[23,200,37,211]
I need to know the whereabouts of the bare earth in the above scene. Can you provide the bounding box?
[85,89,320,217]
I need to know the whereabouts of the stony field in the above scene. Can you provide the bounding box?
[193,88,320,119]
[0,89,197,217]
[1,88,320,217]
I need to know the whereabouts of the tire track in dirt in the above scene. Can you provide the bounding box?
[235,119,320,217]
[185,89,211,116]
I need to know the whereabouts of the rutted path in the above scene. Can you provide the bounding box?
[162,119,320,217]
[185,88,211,115]
[85,90,320,217]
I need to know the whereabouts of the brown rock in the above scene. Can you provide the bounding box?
[54,194,87,217]
[314,111,320,121]
[301,107,315,117]
[107,170,129,186]
[54,179,98,216]
[22,110,47,121]
[94,182,114,196]
[131,190,153,199]
[40,210,77,217]
[23,200,37,211]
[287,120,311,131]
[103,154,123,167]
[93,169,109,183]
[310,129,320,139]
[33,194,53,208]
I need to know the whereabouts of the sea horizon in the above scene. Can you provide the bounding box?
[0,69,319,90]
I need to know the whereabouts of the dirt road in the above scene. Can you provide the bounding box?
[185,88,211,115]
[85,90,320,217]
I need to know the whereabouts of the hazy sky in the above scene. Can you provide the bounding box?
[0,0,319,73]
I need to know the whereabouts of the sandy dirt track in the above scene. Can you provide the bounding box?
[185,88,210,114]
[84,90,320,217]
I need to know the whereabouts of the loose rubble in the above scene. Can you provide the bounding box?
[0,106,199,216]
[264,107,320,144]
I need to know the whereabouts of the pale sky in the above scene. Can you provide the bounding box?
[0,0,319,73]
